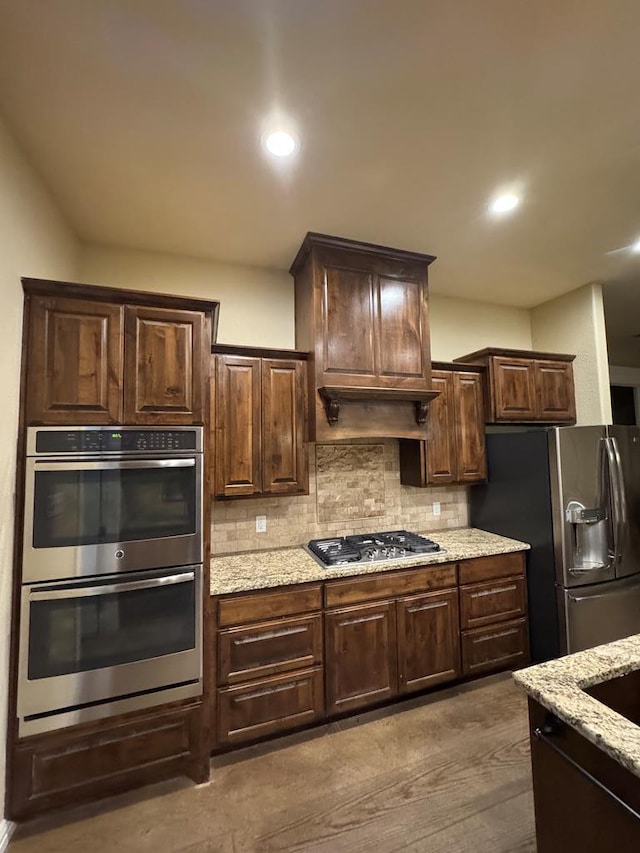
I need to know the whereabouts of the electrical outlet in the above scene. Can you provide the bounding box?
[432,502,441,517]
[255,515,267,533]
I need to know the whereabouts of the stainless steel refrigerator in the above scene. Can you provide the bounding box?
[470,425,640,662]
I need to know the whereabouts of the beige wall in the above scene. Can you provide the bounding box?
[429,294,532,360]
[79,245,295,349]
[0,117,78,823]
[531,283,612,425]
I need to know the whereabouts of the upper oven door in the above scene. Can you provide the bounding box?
[23,455,203,582]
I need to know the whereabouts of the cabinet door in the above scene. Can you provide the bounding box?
[325,600,397,715]
[26,296,124,424]
[262,359,308,495]
[453,371,487,482]
[377,274,429,384]
[214,355,261,497]
[123,306,204,424]
[491,357,538,421]
[426,370,456,483]
[535,360,576,422]
[397,589,460,694]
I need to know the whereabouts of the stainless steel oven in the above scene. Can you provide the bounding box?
[18,564,202,735]
[23,426,203,582]
[18,426,205,735]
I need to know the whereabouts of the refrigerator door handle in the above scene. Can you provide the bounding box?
[604,437,627,567]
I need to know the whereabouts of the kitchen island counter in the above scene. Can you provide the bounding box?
[210,527,529,595]
[514,633,640,778]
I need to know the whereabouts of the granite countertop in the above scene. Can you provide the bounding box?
[209,527,529,595]
[513,634,640,778]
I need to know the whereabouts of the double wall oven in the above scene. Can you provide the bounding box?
[18,426,204,736]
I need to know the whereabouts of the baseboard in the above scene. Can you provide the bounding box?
[0,819,16,852]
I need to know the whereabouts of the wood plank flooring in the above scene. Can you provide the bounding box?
[9,673,535,852]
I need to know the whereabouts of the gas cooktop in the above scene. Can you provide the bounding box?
[306,530,443,568]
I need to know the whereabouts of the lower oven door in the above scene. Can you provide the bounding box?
[18,565,203,735]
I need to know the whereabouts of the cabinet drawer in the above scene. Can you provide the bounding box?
[458,552,525,585]
[9,702,200,820]
[460,575,526,630]
[218,614,323,685]
[324,564,457,608]
[217,667,324,746]
[218,585,322,627]
[461,618,528,677]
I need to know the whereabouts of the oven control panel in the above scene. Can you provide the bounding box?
[33,428,201,454]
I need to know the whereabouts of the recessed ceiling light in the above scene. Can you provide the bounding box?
[631,238,640,253]
[263,130,297,157]
[490,193,520,213]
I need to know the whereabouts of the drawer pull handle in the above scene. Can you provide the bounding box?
[236,681,303,702]
[474,629,516,643]
[339,614,384,627]
[408,602,447,614]
[471,585,516,598]
[235,626,308,645]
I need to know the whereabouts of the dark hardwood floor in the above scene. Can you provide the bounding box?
[9,673,535,852]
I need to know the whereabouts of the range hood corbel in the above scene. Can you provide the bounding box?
[318,386,440,427]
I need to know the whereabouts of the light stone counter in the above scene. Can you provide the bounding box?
[513,634,640,778]
[210,527,529,595]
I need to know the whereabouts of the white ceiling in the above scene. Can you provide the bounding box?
[1,0,640,327]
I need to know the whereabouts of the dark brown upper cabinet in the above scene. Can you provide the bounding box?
[399,362,487,487]
[213,347,309,499]
[291,233,438,441]
[124,306,204,424]
[23,279,218,426]
[454,347,576,424]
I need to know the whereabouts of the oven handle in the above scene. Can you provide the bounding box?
[32,459,196,471]
[29,572,194,601]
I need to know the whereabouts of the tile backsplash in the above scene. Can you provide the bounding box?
[211,440,469,554]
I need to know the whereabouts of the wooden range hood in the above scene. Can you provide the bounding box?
[291,233,439,441]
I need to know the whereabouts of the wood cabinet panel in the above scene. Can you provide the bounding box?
[454,348,576,425]
[123,306,204,424]
[397,589,460,694]
[458,552,525,585]
[214,355,262,497]
[217,667,323,746]
[536,360,576,422]
[427,371,456,483]
[217,585,322,627]
[399,365,485,487]
[461,617,528,677]
[377,276,426,379]
[322,264,376,377]
[9,702,203,820]
[492,357,538,420]
[454,371,487,481]
[26,296,124,424]
[262,359,308,494]
[324,565,457,608]
[460,575,527,630]
[218,614,323,686]
[325,600,398,715]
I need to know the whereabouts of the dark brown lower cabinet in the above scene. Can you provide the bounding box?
[8,701,206,821]
[325,600,398,715]
[217,667,324,746]
[461,617,528,677]
[397,589,460,694]
[528,698,640,851]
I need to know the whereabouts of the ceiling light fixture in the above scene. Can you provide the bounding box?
[631,238,640,253]
[490,193,520,214]
[263,130,297,157]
